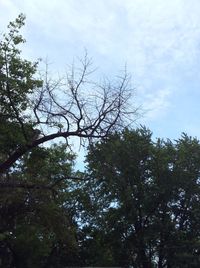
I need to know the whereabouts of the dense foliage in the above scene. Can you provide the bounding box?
[82,129,200,267]
[0,143,81,267]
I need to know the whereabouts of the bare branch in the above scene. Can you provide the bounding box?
[0,55,138,174]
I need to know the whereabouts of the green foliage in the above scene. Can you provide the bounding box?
[0,143,80,267]
[82,129,200,267]
[0,13,41,117]
[0,14,42,160]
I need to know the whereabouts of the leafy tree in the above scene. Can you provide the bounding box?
[0,143,81,267]
[83,129,200,267]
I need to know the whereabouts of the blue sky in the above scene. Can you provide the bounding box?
[1,0,200,156]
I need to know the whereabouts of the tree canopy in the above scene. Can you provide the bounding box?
[82,129,200,267]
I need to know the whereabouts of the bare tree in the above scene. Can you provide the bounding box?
[0,54,137,175]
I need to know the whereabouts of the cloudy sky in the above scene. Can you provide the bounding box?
[1,0,200,143]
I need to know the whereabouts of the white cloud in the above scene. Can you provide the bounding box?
[1,0,200,136]
[140,87,172,121]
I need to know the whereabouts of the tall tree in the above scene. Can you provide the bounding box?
[83,129,200,267]
[0,14,135,267]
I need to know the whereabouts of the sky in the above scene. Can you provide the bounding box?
[1,0,200,166]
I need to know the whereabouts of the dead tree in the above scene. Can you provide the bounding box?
[0,55,137,175]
